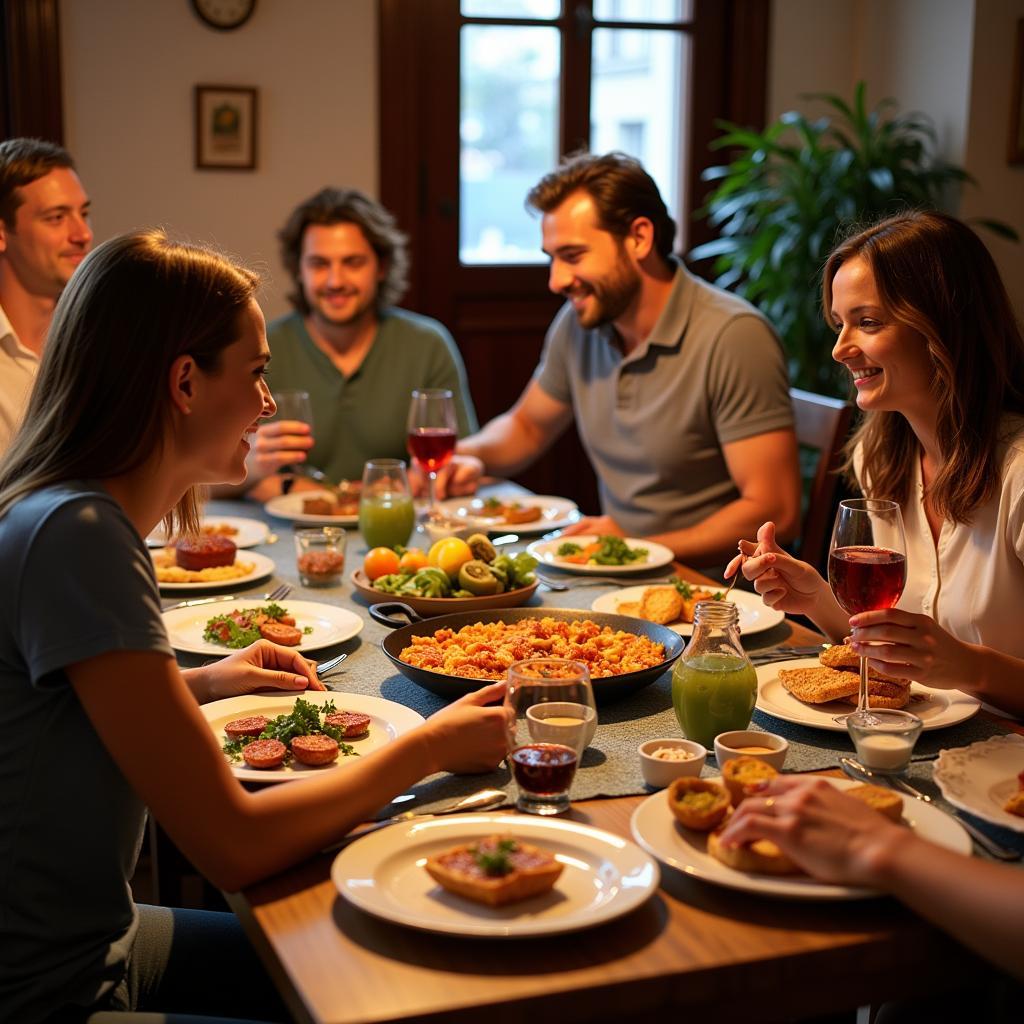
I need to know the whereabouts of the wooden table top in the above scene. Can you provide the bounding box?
[225,586,997,1024]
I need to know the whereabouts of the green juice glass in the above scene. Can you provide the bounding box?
[671,601,757,750]
[359,459,415,549]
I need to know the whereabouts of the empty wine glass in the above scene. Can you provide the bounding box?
[504,658,596,816]
[827,498,907,720]
[406,388,457,513]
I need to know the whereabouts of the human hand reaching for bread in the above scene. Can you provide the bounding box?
[716,776,909,888]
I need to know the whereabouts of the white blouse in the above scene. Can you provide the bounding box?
[856,426,1024,661]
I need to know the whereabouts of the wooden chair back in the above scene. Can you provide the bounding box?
[791,387,854,571]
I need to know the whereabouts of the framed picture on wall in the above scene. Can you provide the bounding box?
[195,85,257,170]
[1009,20,1024,165]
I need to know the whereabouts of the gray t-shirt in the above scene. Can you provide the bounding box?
[535,262,794,537]
[0,484,172,1023]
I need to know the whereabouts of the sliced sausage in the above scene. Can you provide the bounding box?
[224,715,268,740]
[259,621,303,646]
[325,711,371,738]
[291,734,339,766]
[242,739,287,769]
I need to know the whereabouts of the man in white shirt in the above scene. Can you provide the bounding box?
[0,138,93,453]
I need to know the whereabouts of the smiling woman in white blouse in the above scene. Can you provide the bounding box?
[730,210,1024,718]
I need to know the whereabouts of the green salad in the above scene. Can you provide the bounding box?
[556,535,649,566]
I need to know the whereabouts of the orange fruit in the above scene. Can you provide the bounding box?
[399,548,429,573]
[364,546,401,581]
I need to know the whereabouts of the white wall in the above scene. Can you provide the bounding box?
[769,0,1024,318]
[60,0,378,320]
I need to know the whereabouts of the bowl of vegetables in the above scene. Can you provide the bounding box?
[350,533,541,616]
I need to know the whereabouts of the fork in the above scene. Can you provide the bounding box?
[539,573,677,591]
[163,582,291,612]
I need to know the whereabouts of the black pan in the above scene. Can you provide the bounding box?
[370,603,685,704]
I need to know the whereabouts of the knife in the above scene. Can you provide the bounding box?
[840,756,1020,862]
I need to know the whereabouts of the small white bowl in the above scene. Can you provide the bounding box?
[423,515,475,545]
[713,730,788,771]
[526,702,598,750]
[638,738,706,789]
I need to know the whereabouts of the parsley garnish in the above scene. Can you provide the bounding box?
[220,697,359,764]
[472,838,518,876]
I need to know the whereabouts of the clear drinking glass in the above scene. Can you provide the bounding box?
[505,658,596,816]
[847,709,923,774]
[827,499,908,718]
[358,459,415,550]
[270,389,314,494]
[294,527,346,587]
[406,388,458,513]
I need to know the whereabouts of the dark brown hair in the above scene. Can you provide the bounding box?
[278,187,409,314]
[526,150,677,262]
[825,210,1024,523]
[0,229,259,536]
[0,137,75,226]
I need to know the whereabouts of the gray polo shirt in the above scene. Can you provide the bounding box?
[535,262,793,537]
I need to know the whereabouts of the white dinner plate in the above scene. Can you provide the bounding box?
[163,599,363,656]
[934,734,1024,834]
[437,494,581,535]
[526,535,675,575]
[591,587,784,637]
[146,515,270,549]
[153,550,276,592]
[332,812,659,936]
[755,658,980,733]
[630,777,970,900]
[264,490,359,526]
[202,691,424,784]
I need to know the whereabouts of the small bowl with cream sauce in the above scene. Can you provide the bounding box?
[638,738,706,788]
[713,729,788,771]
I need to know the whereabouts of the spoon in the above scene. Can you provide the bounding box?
[321,787,508,853]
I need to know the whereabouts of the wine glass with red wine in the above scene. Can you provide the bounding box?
[827,498,907,717]
[504,659,597,816]
[406,388,457,513]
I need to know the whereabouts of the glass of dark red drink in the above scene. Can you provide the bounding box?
[505,658,596,816]
[827,498,907,718]
[406,388,457,514]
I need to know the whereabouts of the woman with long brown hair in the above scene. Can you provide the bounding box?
[0,230,507,1024]
[731,210,1024,717]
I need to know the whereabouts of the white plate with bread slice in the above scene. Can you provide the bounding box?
[755,656,980,732]
[332,812,659,936]
[630,777,970,900]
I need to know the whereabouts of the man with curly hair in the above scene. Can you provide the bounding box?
[242,188,476,497]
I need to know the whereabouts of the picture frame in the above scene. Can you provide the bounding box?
[1009,20,1024,165]
[194,85,257,170]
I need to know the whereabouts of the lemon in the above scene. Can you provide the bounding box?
[427,537,474,580]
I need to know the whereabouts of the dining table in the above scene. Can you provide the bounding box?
[164,492,1021,1024]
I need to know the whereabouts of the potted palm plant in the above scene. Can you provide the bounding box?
[690,82,1017,396]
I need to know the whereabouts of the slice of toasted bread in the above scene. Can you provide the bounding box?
[424,836,563,906]
[707,827,802,875]
[668,777,731,831]
[820,639,907,685]
[722,756,778,806]
[842,687,911,709]
[779,666,860,703]
[1004,790,1024,818]
[846,783,903,822]
[639,586,684,625]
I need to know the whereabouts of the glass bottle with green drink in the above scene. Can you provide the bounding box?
[359,458,415,549]
[672,600,757,749]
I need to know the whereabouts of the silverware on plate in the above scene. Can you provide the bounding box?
[163,582,291,613]
[840,756,1020,861]
[321,788,508,853]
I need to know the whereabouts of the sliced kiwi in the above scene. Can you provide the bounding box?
[458,559,502,595]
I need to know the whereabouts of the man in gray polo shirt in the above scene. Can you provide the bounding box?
[447,152,800,569]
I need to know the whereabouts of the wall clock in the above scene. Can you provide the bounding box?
[191,0,257,31]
